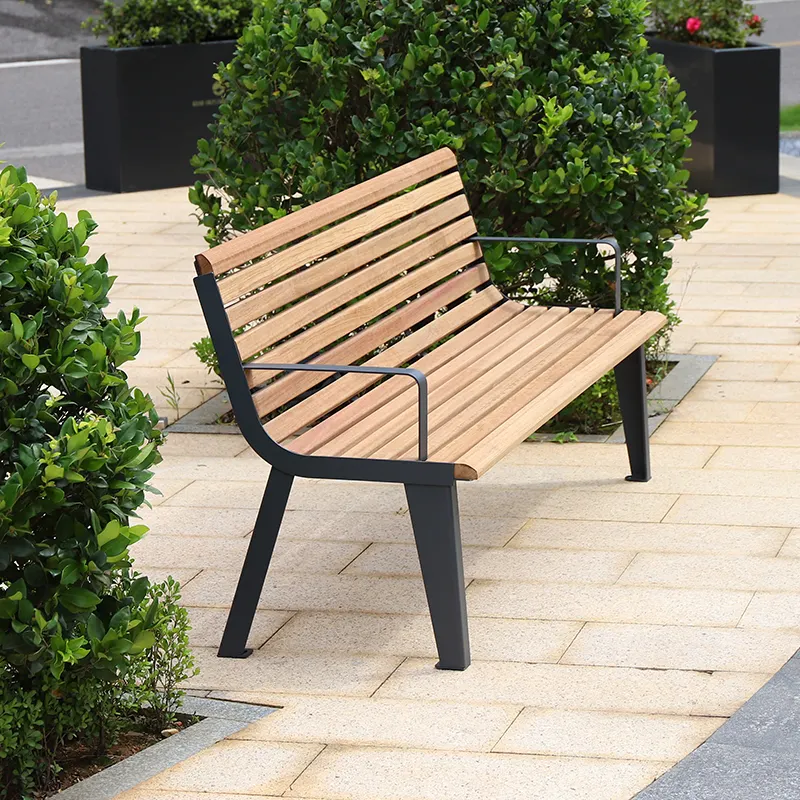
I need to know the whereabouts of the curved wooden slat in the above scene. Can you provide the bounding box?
[196,148,458,276]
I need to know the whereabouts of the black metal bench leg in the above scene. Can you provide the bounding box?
[218,467,294,658]
[614,344,651,483]
[405,482,470,671]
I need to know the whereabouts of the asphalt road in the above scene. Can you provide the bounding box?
[1,0,799,188]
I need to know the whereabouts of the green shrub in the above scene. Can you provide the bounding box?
[650,0,765,48]
[86,0,253,48]
[0,165,193,796]
[190,0,707,430]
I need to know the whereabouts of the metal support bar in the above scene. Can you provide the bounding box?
[471,235,622,314]
[244,361,428,461]
[405,482,470,670]
[614,345,651,482]
[218,467,294,658]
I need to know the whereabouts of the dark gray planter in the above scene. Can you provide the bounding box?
[81,41,236,193]
[647,36,780,197]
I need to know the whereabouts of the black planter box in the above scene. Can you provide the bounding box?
[647,37,780,197]
[81,41,236,193]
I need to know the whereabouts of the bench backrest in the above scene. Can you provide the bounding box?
[195,149,498,420]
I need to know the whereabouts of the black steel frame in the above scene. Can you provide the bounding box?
[193,227,648,672]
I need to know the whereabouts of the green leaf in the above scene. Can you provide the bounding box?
[21,353,40,369]
[129,630,156,655]
[60,586,101,612]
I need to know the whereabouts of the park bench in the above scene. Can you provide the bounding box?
[193,148,667,671]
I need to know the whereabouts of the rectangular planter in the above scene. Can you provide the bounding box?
[647,37,780,197]
[81,41,236,193]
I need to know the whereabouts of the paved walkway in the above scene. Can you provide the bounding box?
[61,186,800,799]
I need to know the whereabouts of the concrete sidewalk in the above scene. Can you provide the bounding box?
[60,184,800,800]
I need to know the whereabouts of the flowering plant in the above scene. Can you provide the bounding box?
[650,0,765,48]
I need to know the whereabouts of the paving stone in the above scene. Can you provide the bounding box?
[619,553,800,591]
[232,696,520,752]
[508,518,787,556]
[344,542,632,583]
[262,611,582,663]
[466,581,751,627]
[144,740,322,794]
[135,505,257,538]
[185,647,402,696]
[561,623,799,673]
[376,659,769,717]
[186,607,293,649]
[287,745,666,800]
[494,708,723,762]
[689,380,800,402]
[180,571,431,614]
[705,445,800,472]
[738,592,800,629]
[663,495,800,528]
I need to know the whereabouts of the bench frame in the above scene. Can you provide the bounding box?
[195,222,652,672]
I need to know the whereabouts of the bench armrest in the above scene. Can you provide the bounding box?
[243,362,429,461]
[471,235,622,314]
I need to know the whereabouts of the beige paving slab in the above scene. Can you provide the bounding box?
[147,478,193,506]
[498,442,717,469]
[663,494,800,527]
[561,622,799,673]
[344,542,632,583]
[232,696,521,752]
[286,745,666,800]
[131,535,366,574]
[262,611,582,663]
[159,433,250,457]
[703,360,787,381]
[143,739,323,794]
[117,791,285,800]
[151,455,269,483]
[705,446,800,472]
[746,401,800,423]
[779,528,800,557]
[652,421,800,447]
[687,380,800,402]
[466,580,751,627]
[509,518,787,556]
[494,708,723,762]
[666,400,756,422]
[180,571,431,615]
[185,646,402,696]
[136,505,257,538]
[738,591,800,630]
[457,487,678,522]
[619,552,800,592]
[376,659,769,717]
[277,508,526,547]
[780,362,800,380]
[187,607,293,649]
[691,342,800,361]
[670,325,800,345]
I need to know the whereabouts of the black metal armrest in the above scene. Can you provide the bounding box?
[243,362,429,461]
[471,235,622,314]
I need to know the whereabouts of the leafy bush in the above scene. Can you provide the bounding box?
[190,0,707,430]
[0,165,193,796]
[86,0,253,48]
[650,0,765,48]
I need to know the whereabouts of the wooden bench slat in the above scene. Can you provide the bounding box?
[217,172,466,303]
[403,309,627,463]
[235,218,477,362]
[252,280,503,422]
[364,307,600,460]
[226,195,471,331]
[246,255,488,391]
[448,311,668,479]
[196,149,458,276]
[325,306,584,460]
[266,288,503,442]
[287,301,525,456]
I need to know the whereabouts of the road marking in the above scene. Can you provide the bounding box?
[0,58,79,69]
[1,142,83,159]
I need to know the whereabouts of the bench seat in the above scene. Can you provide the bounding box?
[272,304,665,480]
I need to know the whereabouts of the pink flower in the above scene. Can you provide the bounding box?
[686,16,702,34]
[749,14,762,27]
